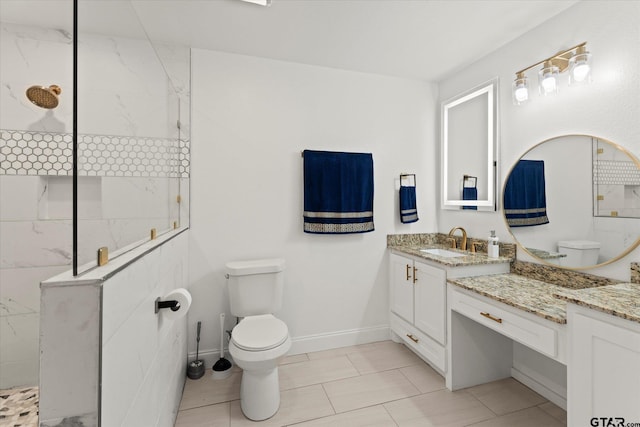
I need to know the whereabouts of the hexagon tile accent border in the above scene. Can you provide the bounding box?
[0,129,190,178]
[593,159,640,186]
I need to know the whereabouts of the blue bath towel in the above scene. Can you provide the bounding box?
[504,160,549,227]
[399,186,419,223]
[303,150,374,234]
[462,187,478,210]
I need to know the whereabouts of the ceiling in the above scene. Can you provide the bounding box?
[0,0,580,82]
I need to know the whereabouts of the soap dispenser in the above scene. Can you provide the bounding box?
[488,230,500,258]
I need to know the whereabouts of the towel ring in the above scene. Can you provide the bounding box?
[463,174,477,189]
[400,173,416,187]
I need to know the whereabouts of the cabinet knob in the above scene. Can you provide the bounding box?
[406,333,419,343]
[412,266,418,284]
[406,264,411,281]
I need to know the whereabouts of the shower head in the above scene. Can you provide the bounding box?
[26,85,62,109]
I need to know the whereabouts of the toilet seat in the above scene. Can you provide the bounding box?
[232,314,289,351]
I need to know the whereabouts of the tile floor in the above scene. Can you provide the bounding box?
[175,340,567,426]
[0,386,38,427]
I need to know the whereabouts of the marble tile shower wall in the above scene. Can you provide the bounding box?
[39,231,189,426]
[0,22,190,389]
[594,158,640,218]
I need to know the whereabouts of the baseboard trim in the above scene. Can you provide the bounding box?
[189,325,391,369]
[289,325,391,355]
[511,366,567,410]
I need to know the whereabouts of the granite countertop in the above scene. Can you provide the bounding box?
[389,244,512,268]
[448,273,570,324]
[389,234,640,326]
[525,248,566,260]
[449,274,640,325]
[554,283,640,323]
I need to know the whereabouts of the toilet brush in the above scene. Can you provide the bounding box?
[212,312,233,379]
[187,321,205,379]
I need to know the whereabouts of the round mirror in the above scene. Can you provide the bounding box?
[503,134,640,269]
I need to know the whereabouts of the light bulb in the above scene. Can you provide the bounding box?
[538,62,559,96]
[512,73,529,105]
[541,75,557,93]
[572,63,590,82]
[569,46,592,86]
[514,86,528,102]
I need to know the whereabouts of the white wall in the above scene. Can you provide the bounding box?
[189,49,437,360]
[437,0,640,281]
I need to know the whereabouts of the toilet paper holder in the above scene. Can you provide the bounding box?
[154,297,181,314]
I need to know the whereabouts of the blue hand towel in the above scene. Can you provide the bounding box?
[399,186,419,223]
[462,187,478,210]
[303,150,374,234]
[504,160,549,227]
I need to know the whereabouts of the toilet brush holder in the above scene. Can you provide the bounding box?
[187,321,205,379]
[212,313,233,380]
[187,359,205,379]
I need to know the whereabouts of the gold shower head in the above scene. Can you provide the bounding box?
[26,85,62,109]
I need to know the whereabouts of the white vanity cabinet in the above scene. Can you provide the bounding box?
[567,303,640,426]
[390,253,446,343]
[390,252,447,371]
[389,250,509,374]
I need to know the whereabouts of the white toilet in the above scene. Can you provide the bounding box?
[226,258,291,421]
[557,240,601,268]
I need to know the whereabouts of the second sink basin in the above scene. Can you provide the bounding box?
[420,248,465,258]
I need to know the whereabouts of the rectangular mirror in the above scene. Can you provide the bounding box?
[441,78,497,211]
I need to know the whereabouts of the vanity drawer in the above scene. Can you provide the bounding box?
[391,313,446,373]
[450,289,557,358]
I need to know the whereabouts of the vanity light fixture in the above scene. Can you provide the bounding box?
[512,42,592,105]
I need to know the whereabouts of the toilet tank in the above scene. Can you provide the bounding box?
[557,240,600,268]
[226,258,285,317]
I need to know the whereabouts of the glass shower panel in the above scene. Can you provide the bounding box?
[75,0,185,274]
[149,42,192,231]
[593,137,640,219]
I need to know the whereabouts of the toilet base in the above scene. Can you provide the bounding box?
[228,329,291,421]
[239,367,281,421]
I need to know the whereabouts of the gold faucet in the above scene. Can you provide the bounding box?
[448,227,467,251]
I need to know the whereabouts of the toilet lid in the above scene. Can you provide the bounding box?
[231,314,289,351]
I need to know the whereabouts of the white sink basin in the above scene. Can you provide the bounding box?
[420,248,465,258]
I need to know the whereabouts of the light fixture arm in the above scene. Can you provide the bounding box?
[515,42,587,76]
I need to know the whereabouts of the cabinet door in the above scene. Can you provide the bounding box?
[414,260,446,344]
[569,308,640,426]
[390,253,414,323]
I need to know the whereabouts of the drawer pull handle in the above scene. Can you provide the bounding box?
[412,266,418,284]
[406,333,419,343]
[480,311,503,323]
